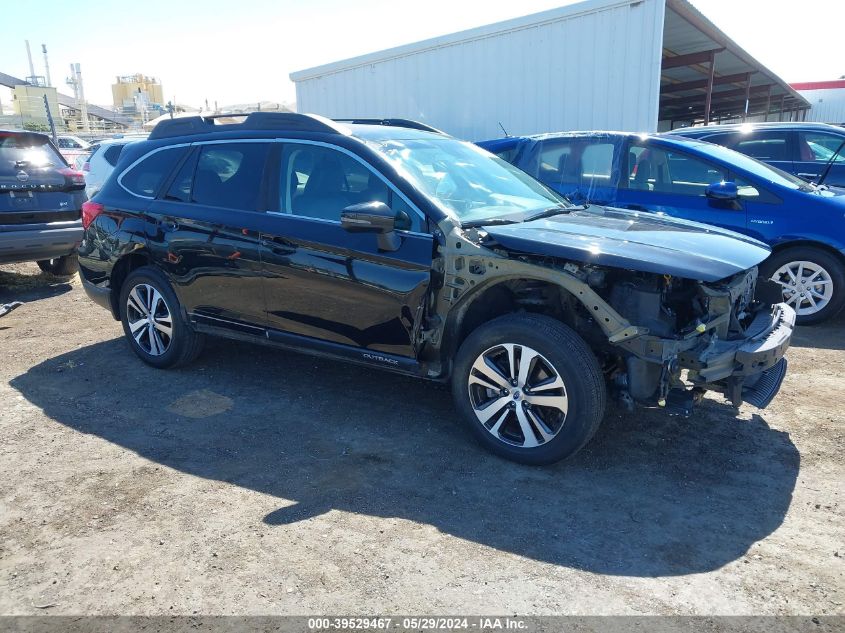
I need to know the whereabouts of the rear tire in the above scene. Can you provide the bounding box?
[119,266,204,368]
[760,247,845,325]
[451,313,606,465]
[36,254,77,276]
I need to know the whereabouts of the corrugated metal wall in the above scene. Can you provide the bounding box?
[799,88,845,124]
[292,0,666,141]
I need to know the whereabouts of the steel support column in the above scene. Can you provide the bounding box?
[703,50,716,126]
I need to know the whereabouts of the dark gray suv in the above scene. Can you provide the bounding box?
[0,130,85,275]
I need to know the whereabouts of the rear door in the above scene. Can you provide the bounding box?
[260,141,433,359]
[614,139,746,232]
[145,141,271,330]
[794,129,845,187]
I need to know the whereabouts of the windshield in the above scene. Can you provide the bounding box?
[368,137,570,224]
[681,139,815,191]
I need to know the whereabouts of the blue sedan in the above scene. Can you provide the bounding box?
[477,132,845,324]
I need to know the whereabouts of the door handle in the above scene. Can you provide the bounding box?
[797,173,818,179]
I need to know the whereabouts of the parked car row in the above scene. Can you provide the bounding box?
[478,123,845,324]
[3,115,841,463]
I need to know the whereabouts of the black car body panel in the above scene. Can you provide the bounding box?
[481,206,771,282]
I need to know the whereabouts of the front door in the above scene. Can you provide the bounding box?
[615,140,747,233]
[147,141,272,330]
[260,142,433,359]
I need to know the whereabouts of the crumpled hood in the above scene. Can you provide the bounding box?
[481,206,771,282]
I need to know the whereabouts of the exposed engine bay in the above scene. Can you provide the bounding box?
[426,223,796,417]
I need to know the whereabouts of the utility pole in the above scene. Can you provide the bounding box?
[43,94,57,143]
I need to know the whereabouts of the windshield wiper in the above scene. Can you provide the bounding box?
[524,205,577,223]
[460,217,522,229]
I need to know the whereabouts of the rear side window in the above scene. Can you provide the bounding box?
[533,140,614,188]
[191,143,270,211]
[731,132,790,162]
[103,144,123,167]
[121,147,186,198]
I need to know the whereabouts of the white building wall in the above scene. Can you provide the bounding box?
[291,0,666,141]
[798,88,845,124]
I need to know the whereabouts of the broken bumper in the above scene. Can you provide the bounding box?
[681,303,796,408]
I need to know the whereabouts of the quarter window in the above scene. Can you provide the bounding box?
[628,145,726,195]
[103,144,123,167]
[121,147,186,198]
[280,144,422,231]
[798,131,845,163]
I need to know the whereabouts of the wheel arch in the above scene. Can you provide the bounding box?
[768,239,845,265]
[109,249,153,319]
[439,275,581,370]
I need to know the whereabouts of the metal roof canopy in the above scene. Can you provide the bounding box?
[660,0,809,127]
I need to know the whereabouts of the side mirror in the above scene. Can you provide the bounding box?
[340,201,400,251]
[705,180,739,201]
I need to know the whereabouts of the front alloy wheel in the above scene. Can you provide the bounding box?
[125,283,173,356]
[468,343,569,448]
[452,313,606,465]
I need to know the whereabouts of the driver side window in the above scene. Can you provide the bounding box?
[628,144,726,196]
[279,144,422,231]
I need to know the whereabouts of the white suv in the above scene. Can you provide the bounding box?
[82,136,147,198]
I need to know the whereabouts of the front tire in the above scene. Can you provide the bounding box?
[760,247,845,325]
[452,313,606,465]
[119,266,204,368]
[36,254,77,276]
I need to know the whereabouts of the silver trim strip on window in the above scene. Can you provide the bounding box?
[115,138,429,231]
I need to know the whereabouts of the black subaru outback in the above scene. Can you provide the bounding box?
[78,113,795,464]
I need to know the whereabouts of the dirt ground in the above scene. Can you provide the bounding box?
[0,261,842,616]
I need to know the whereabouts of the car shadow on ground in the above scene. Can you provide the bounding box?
[0,269,74,304]
[790,313,845,351]
[10,336,799,578]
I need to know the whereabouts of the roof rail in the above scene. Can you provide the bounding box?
[333,118,446,135]
[147,112,347,140]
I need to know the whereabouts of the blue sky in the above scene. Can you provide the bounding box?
[0,0,841,109]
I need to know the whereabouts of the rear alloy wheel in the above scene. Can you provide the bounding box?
[452,313,606,465]
[36,254,78,276]
[761,247,845,325]
[125,283,173,357]
[119,266,204,368]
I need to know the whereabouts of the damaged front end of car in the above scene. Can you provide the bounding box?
[428,211,795,417]
[597,266,795,415]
